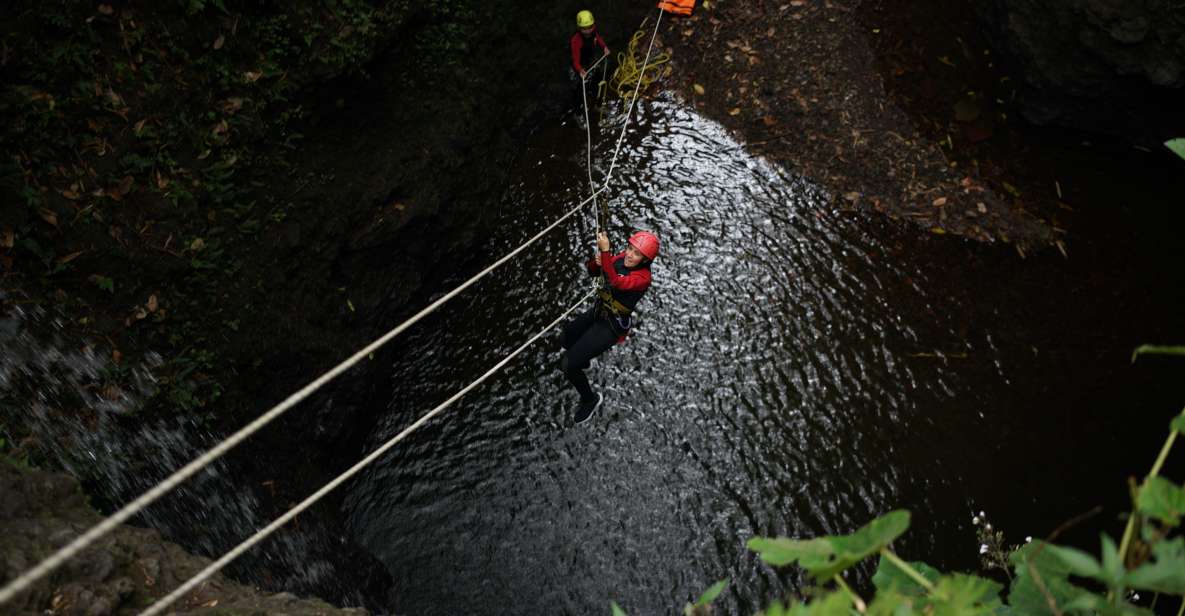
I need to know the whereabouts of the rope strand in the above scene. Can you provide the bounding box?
[0,8,668,610]
[0,186,605,607]
[139,290,595,616]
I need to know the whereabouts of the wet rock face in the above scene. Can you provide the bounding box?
[0,461,368,615]
[977,0,1185,141]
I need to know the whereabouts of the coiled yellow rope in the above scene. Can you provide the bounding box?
[610,18,672,101]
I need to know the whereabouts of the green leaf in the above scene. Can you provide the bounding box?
[1137,476,1185,526]
[747,536,832,568]
[1166,138,1185,162]
[1131,345,1185,362]
[865,589,916,616]
[1099,534,1125,588]
[1008,541,1095,615]
[1062,593,1155,616]
[1173,412,1185,435]
[750,511,911,581]
[610,601,627,616]
[930,573,1005,612]
[694,579,729,607]
[1042,543,1102,580]
[1125,537,1185,594]
[872,555,941,597]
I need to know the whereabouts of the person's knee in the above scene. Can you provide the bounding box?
[560,351,588,374]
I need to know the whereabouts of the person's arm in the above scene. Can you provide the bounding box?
[570,35,585,74]
[595,32,609,55]
[585,257,602,276]
[600,252,651,291]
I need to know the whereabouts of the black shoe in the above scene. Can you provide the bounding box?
[574,392,603,425]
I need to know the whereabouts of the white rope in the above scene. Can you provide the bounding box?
[0,186,605,607]
[0,10,666,609]
[602,11,664,188]
[139,289,595,616]
[580,65,601,232]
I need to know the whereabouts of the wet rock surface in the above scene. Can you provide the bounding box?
[0,460,367,615]
[976,0,1185,141]
[664,0,1052,247]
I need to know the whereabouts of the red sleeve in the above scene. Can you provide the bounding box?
[585,257,601,275]
[595,33,608,51]
[570,34,584,72]
[600,252,651,292]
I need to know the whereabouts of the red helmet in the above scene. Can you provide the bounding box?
[628,231,660,260]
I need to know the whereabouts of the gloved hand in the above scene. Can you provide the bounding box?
[585,258,599,274]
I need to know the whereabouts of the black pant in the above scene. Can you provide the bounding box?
[570,68,604,113]
[560,309,619,401]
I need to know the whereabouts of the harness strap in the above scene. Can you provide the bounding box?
[596,285,632,317]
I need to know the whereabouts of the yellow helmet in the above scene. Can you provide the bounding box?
[576,10,595,28]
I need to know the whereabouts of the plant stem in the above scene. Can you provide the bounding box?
[880,549,935,592]
[1177,596,1184,616]
[833,574,867,613]
[1112,408,1182,603]
[1117,416,1180,563]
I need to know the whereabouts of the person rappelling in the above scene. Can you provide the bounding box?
[560,229,660,424]
[570,9,610,109]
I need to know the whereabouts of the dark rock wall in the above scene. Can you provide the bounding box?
[0,460,369,615]
[977,0,1185,142]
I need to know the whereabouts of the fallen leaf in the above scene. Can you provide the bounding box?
[932,197,947,207]
[212,120,229,137]
[728,107,741,116]
[1,227,14,249]
[243,70,263,83]
[155,170,170,189]
[39,208,59,227]
[97,4,114,15]
[213,35,225,50]
[190,238,205,251]
[112,349,122,363]
[931,227,947,234]
[843,191,860,202]
[693,83,705,95]
[60,188,81,200]
[57,251,85,265]
[146,294,158,312]
[762,115,778,127]
[977,202,987,214]
[219,97,244,114]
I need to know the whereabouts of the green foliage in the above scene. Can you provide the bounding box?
[1137,476,1185,526]
[1131,345,1185,362]
[728,411,1185,616]
[1166,138,1185,162]
[684,579,730,615]
[872,556,941,596]
[749,510,910,581]
[610,601,627,616]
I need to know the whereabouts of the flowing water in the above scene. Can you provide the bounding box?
[5,95,1182,615]
[343,99,1184,614]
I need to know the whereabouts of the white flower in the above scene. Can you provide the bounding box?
[972,516,981,525]
[1025,536,1032,543]
[979,544,989,554]
[979,510,986,518]
[985,523,992,531]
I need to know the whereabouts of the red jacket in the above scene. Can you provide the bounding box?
[570,30,608,73]
[586,251,651,311]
